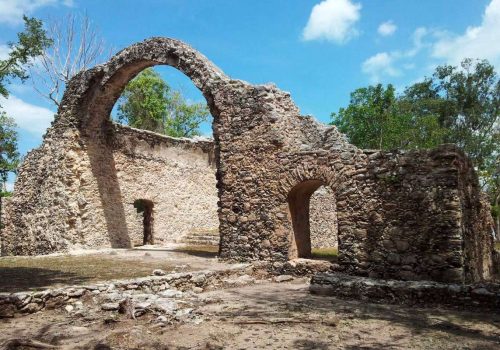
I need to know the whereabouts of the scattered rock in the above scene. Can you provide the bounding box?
[158,289,183,298]
[0,303,17,318]
[101,303,119,311]
[223,274,255,287]
[274,275,294,283]
[152,269,166,276]
[21,302,42,314]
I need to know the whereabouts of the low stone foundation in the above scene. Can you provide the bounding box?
[0,264,251,318]
[0,260,332,319]
[310,273,500,311]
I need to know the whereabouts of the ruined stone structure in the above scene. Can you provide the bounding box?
[310,187,338,249]
[1,37,495,284]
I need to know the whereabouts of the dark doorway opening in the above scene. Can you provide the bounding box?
[288,180,338,260]
[134,199,154,245]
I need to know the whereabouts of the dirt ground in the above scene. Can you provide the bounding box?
[1,280,499,350]
[0,245,338,293]
[0,245,223,293]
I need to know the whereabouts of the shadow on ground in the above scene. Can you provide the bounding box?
[0,267,91,293]
[207,282,500,349]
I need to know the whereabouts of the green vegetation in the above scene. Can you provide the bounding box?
[172,245,219,258]
[0,16,51,196]
[117,68,210,138]
[332,58,499,235]
[311,247,338,262]
[0,254,178,293]
[332,84,446,150]
[0,16,52,100]
[0,113,19,193]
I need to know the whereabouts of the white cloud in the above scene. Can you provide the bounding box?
[362,52,401,82]
[431,0,500,66]
[5,182,14,192]
[378,21,397,36]
[406,27,428,57]
[302,0,362,44]
[0,0,73,25]
[361,1,500,83]
[0,44,10,60]
[0,95,54,135]
[361,27,431,82]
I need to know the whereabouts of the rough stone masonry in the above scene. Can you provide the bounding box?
[0,37,495,284]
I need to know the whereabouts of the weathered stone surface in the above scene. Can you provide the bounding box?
[274,275,294,283]
[0,37,495,285]
[310,273,500,311]
[0,303,16,318]
[0,264,251,318]
[101,303,119,311]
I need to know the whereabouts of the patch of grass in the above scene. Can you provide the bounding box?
[495,242,500,251]
[171,245,218,258]
[0,254,177,293]
[311,247,338,262]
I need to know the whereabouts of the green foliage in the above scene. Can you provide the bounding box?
[0,16,52,100]
[331,84,446,150]
[403,58,499,172]
[331,58,499,223]
[117,68,210,138]
[0,16,49,196]
[0,112,19,195]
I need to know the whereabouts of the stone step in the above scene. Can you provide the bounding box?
[183,236,220,242]
[175,229,221,246]
[182,235,220,241]
[181,239,219,246]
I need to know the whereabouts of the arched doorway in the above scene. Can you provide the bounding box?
[133,199,154,245]
[59,38,228,250]
[288,180,338,259]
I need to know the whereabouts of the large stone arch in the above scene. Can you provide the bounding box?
[55,37,230,133]
[1,37,494,284]
[273,157,366,265]
[3,37,239,255]
[278,164,343,259]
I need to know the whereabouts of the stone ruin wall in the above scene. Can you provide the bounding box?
[0,37,494,284]
[310,186,338,249]
[0,123,220,253]
[101,124,220,247]
[354,147,495,282]
[0,121,338,254]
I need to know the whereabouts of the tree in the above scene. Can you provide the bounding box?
[0,113,20,195]
[0,15,50,198]
[117,68,210,138]
[30,13,109,108]
[164,90,211,138]
[0,16,52,101]
[331,84,446,150]
[404,59,499,172]
[332,58,499,238]
[405,59,500,238]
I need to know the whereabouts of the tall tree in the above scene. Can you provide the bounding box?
[30,13,109,108]
[0,16,52,101]
[117,68,210,138]
[0,113,20,195]
[404,58,499,172]
[331,84,446,150]
[0,16,51,198]
[332,58,499,237]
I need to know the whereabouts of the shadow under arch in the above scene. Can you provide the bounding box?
[278,163,355,260]
[287,179,325,258]
[55,37,230,249]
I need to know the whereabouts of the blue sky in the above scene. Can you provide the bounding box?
[1,0,499,188]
